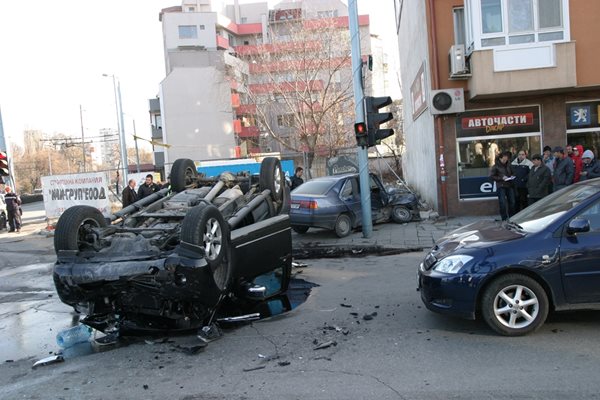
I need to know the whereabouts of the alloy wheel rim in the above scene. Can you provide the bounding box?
[273,166,281,195]
[395,208,410,220]
[493,284,539,329]
[203,217,222,260]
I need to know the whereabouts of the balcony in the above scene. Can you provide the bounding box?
[234,40,322,56]
[216,35,230,50]
[151,126,163,140]
[239,126,260,138]
[236,104,256,114]
[248,80,324,94]
[468,41,577,99]
[231,93,240,108]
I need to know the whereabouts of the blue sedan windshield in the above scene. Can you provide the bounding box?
[292,179,338,195]
[511,183,600,233]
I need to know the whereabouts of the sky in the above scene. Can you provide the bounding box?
[0,0,399,152]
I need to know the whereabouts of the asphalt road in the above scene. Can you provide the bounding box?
[1,251,600,399]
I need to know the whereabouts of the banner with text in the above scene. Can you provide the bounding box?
[42,172,111,219]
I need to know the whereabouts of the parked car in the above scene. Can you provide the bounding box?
[418,178,600,336]
[289,173,419,238]
[53,157,292,333]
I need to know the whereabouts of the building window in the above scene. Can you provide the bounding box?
[243,40,249,45]
[241,17,248,23]
[453,7,466,46]
[472,0,566,48]
[187,6,195,12]
[178,25,198,39]
[277,114,295,127]
[317,10,338,18]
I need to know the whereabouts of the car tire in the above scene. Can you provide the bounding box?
[54,205,108,254]
[259,157,283,203]
[292,225,309,234]
[334,214,352,238]
[279,185,291,215]
[180,204,231,291]
[391,205,412,223]
[481,273,549,336]
[0,212,6,230]
[171,158,198,193]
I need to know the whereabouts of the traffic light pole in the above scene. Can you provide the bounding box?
[349,0,372,238]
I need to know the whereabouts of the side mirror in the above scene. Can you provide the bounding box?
[567,218,590,235]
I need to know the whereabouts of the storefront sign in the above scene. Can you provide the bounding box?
[410,62,427,120]
[566,101,600,131]
[456,106,540,138]
[459,177,498,199]
[42,172,111,219]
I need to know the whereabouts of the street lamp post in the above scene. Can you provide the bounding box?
[103,74,128,192]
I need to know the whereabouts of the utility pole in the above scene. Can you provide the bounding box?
[133,120,140,173]
[80,104,86,172]
[349,0,372,238]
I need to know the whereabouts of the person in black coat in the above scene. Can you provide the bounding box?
[580,150,600,181]
[4,186,22,233]
[526,154,552,205]
[489,151,516,221]
[511,150,533,212]
[137,174,159,200]
[122,179,138,208]
[290,167,304,190]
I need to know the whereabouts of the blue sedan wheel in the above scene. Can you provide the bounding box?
[481,274,549,336]
[334,214,352,238]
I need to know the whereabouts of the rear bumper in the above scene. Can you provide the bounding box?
[289,212,338,230]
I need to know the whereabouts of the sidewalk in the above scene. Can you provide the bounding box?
[291,215,482,257]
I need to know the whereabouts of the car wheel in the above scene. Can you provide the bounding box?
[54,206,108,254]
[481,274,549,336]
[259,157,283,203]
[391,205,412,223]
[292,225,309,234]
[0,212,6,230]
[334,214,352,238]
[171,158,198,193]
[180,204,231,291]
[279,185,291,215]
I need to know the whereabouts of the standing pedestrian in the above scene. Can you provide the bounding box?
[526,154,552,205]
[542,145,555,193]
[4,186,22,233]
[580,150,600,181]
[489,151,516,221]
[511,150,533,212]
[553,146,574,191]
[122,179,138,208]
[291,167,304,190]
[137,174,159,200]
[571,144,584,182]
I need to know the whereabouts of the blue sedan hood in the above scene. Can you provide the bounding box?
[434,220,524,258]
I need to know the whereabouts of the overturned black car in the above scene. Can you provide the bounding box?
[53,157,292,333]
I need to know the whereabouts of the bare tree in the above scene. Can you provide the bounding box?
[239,16,362,169]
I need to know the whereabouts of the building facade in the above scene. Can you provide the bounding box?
[396,0,600,216]
[153,0,373,169]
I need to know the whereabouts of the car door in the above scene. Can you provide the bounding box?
[560,198,600,303]
[340,177,362,226]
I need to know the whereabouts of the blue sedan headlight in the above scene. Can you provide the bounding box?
[433,255,473,274]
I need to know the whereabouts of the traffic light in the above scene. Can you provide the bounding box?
[354,122,368,148]
[0,151,8,176]
[365,96,394,147]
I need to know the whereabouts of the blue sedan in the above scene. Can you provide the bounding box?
[418,178,600,336]
[290,173,419,237]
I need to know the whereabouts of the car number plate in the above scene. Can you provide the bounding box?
[291,204,300,209]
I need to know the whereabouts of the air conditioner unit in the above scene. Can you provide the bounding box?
[448,44,470,78]
[430,88,465,115]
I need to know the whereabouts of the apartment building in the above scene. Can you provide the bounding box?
[396,0,600,216]
[152,0,372,168]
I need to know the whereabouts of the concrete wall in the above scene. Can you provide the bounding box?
[397,0,438,210]
[160,67,237,164]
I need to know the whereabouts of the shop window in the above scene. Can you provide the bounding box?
[277,114,295,127]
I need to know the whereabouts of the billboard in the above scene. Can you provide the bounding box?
[41,172,111,219]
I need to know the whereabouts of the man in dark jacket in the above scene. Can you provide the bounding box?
[290,167,304,190]
[511,150,533,212]
[4,186,21,233]
[122,179,138,208]
[580,150,600,181]
[553,146,574,191]
[137,174,159,200]
[489,151,516,221]
[526,154,552,205]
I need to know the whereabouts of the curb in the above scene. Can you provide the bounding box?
[292,244,424,260]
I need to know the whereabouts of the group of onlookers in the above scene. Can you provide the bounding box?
[490,144,600,220]
[122,174,170,208]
